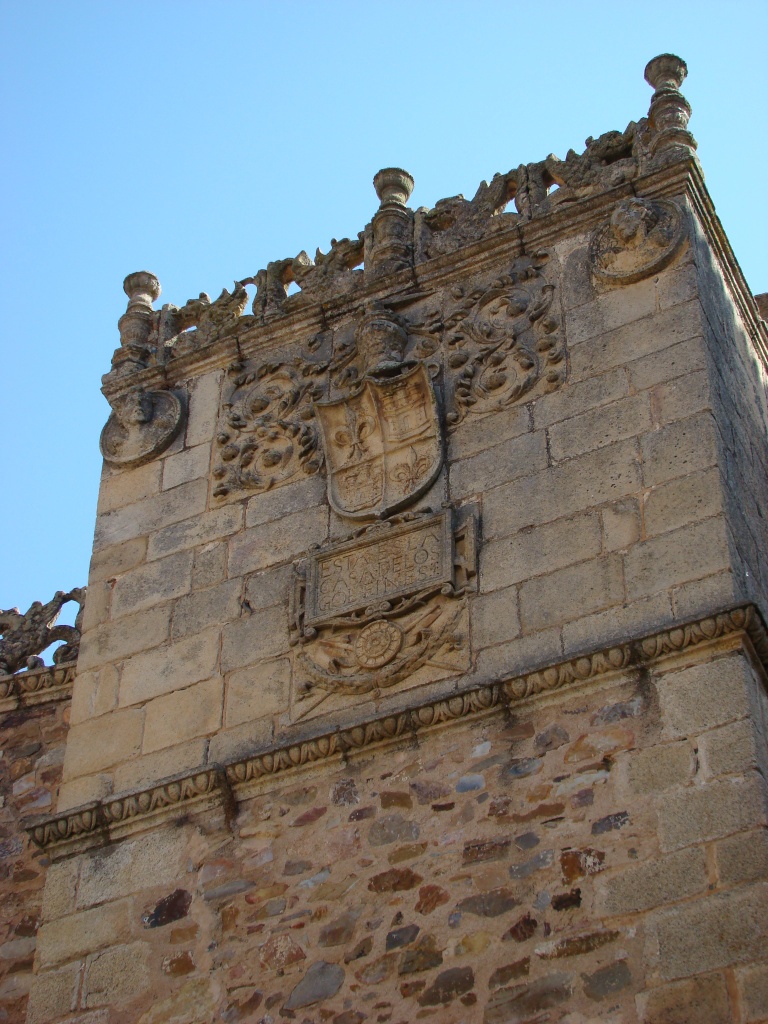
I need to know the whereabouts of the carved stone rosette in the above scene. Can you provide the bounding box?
[589,198,685,285]
[290,507,476,697]
[100,387,186,468]
[443,252,565,426]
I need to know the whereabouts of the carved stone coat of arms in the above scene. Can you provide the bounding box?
[316,362,442,519]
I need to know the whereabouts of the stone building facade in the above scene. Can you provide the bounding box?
[2,53,767,1023]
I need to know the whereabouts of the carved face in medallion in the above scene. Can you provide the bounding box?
[609,198,658,246]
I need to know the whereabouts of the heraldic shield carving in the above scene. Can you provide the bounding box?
[315,362,442,519]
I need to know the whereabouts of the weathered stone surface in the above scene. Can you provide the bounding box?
[652,883,768,980]
[637,973,732,1024]
[483,973,571,1022]
[418,966,474,1006]
[284,961,344,1009]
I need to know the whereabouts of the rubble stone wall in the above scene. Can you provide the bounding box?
[28,644,768,1023]
[0,688,70,1023]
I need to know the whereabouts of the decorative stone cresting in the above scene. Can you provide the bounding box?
[101,53,696,393]
[0,588,85,675]
[25,604,768,857]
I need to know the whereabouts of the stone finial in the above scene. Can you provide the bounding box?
[373,168,415,208]
[115,271,161,374]
[367,169,415,279]
[123,271,161,310]
[644,53,697,161]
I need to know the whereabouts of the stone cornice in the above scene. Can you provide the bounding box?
[0,662,75,715]
[25,604,768,859]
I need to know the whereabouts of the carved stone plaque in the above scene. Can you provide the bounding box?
[291,507,476,697]
[305,509,453,626]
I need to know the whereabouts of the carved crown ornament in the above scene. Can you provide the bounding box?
[102,54,696,392]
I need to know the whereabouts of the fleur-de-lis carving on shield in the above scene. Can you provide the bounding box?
[333,403,377,464]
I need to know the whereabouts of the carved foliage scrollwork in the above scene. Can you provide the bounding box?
[443,252,565,426]
[0,589,86,676]
[212,357,326,499]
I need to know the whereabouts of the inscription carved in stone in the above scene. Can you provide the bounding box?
[100,386,186,468]
[291,508,476,697]
[590,198,685,285]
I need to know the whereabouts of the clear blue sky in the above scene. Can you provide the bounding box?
[1,0,766,621]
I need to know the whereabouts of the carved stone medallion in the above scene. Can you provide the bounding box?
[316,362,442,520]
[590,198,685,284]
[291,508,476,697]
[100,387,185,468]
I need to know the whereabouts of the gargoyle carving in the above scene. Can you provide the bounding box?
[0,588,86,675]
[443,251,565,425]
[419,171,518,260]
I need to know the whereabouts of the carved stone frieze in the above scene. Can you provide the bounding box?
[443,252,565,426]
[100,386,186,468]
[589,197,686,285]
[0,589,85,675]
[27,605,768,857]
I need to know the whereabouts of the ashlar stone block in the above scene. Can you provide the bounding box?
[484,439,642,539]
[596,846,708,916]
[658,655,753,739]
[148,504,243,561]
[142,676,223,753]
[651,882,768,980]
[657,773,767,851]
[225,658,291,728]
[77,603,172,672]
[519,555,624,632]
[110,550,193,619]
[480,512,601,594]
[548,393,652,463]
[624,516,730,603]
[62,707,144,780]
[228,505,328,577]
[36,899,133,967]
[171,578,243,639]
[119,628,220,707]
[84,942,151,1008]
